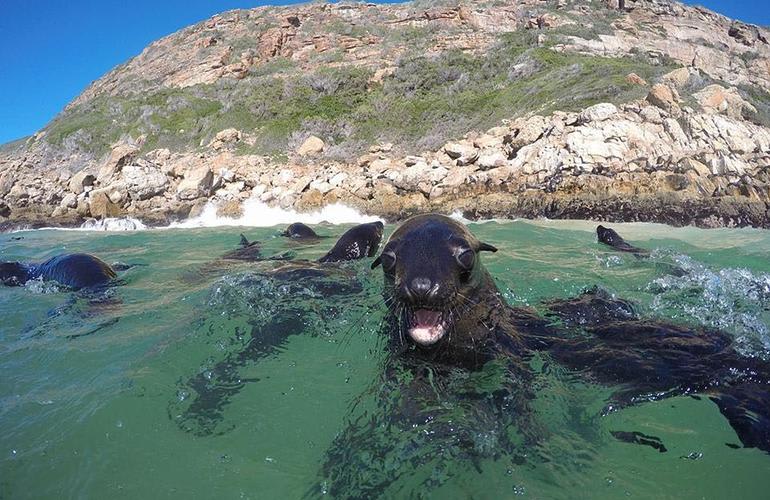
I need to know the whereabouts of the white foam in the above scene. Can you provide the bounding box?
[79,217,147,231]
[169,199,382,229]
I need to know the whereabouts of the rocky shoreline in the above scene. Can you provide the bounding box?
[3,72,770,231]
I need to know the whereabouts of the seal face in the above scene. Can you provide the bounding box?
[372,215,497,347]
[0,262,29,286]
[318,221,384,263]
[282,223,319,239]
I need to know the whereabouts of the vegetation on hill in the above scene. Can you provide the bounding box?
[45,30,677,160]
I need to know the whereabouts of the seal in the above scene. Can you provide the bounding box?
[597,225,649,255]
[282,222,320,240]
[318,221,384,263]
[0,253,117,289]
[219,234,266,261]
[368,214,770,449]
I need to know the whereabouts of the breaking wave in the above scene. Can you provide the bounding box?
[79,217,147,231]
[647,252,770,359]
[169,199,381,229]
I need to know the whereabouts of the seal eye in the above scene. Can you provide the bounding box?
[372,251,396,272]
[380,251,396,271]
[456,249,475,271]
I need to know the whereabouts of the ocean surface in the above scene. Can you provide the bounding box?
[1,214,769,499]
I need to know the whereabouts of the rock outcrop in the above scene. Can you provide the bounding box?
[1,0,770,229]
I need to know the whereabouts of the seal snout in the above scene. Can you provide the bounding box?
[409,277,436,301]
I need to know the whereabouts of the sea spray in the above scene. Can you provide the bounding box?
[170,199,382,229]
[79,217,147,231]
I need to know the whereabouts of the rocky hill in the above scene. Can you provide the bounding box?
[1,0,769,228]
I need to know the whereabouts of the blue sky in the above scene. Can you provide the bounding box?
[0,0,767,145]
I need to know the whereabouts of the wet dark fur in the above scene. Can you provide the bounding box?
[597,225,649,255]
[318,221,384,263]
[282,222,321,240]
[0,253,116,289]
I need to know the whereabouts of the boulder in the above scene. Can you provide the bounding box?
[646,84,679,114]
[60,193,78,209]
[216,199,243,218]
[122,164,169,200]
[693,84,757,119]
[477,151,507,170]
[625,73,647,86]
[177,165,213,200]
[68,171,96,194]
[97,143,139,183]
[660,67,694,89]
[208,128,242,149]
[444,141,477,162]
[88,191,121,218]
[579,103,618,123]
[297,136,325,156]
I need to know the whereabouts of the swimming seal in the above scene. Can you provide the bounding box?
[367,214,770,449]
[281,222,320,240]
[318,221,384,263]
[219,234,265,261]
[597,225,649,255]
[0,253,117,289]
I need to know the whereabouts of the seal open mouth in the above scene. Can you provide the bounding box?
[408,309,447,346]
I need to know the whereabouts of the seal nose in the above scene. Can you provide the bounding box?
[409,277,433,301]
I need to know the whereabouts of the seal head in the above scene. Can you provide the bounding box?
[596,225,648,255]
[282,223,320,239]
[318,221,384,263]
[372,215,497,347]
[0,262,30,286]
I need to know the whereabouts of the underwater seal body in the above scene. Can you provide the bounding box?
[0,253,116,289]
[172,221,385,434]
[318,221,384,263]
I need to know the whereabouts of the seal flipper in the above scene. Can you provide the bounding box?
[542,289,770,453]
[239,234,251,247]
[710,383,770,452]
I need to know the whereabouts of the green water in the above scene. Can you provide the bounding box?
[1,219,769,499]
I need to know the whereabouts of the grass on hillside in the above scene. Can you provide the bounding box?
[44,27,678,160]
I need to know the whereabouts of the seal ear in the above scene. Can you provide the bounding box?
[477,242,498,253]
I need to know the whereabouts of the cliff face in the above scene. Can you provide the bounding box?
[1,0,769,228]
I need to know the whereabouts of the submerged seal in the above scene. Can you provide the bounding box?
[0,253,117,289]
[318,221,384,263]
[219,234,266,261]
[596,225,649,255]
[282,222,320,240]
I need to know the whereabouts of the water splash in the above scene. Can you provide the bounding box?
[79,217,147,231]
[24,276,64,294]
[170,199,381,229]
[647,253,770,359]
